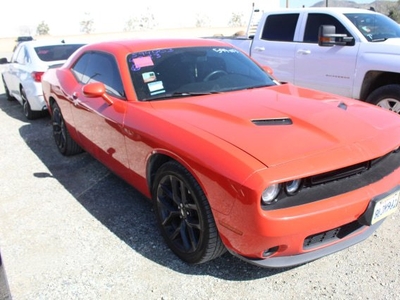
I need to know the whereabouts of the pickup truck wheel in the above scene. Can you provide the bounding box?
[51,102,83,156]
[153,161,226,264]
[366,84,400,114]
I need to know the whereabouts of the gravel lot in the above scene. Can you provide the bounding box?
[0,48,399,300]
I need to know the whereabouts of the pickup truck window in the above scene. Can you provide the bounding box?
[261,14,299,42]
[304,13,352,44]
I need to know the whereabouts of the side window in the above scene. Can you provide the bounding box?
[72,52,125,98]
[304,13,352,43]
[71,52,90,83]
[261,14,299,42]
[15,46,26,64]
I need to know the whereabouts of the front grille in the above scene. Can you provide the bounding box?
[263,150,400,210]
[308,161,369,186]
[303,221,364,250]
[306,152,394,187]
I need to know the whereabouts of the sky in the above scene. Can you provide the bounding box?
[0,0,384,38]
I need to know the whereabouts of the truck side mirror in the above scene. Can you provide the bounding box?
[318,25,354,47]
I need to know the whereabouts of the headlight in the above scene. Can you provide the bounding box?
[284,179,302,195]
[261,184,281,205]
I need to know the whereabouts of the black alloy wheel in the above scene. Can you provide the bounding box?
[51,101,82,156]
[21,88,40,120]
[153,161,226,264]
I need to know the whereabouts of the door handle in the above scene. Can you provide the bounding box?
[253,46,265,52]
[72,92,81,106]
[297,49,311,55]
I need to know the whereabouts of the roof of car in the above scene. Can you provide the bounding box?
[78,37,232,54]
[18,39,86,48]
[264,7,378,15]
[15,36,33,42]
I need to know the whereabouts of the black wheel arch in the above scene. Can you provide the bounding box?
[361,71,400,100]
[147,153,205,198]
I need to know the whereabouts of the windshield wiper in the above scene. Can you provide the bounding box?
[145,91,221,101]
[245,84,274,90]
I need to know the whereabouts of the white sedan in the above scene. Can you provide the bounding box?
[0,40,85,119]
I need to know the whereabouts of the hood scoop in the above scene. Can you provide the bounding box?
[251,117,293,126]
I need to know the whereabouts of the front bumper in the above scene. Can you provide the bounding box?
[228,219,384,268]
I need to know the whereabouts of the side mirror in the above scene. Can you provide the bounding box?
[0,58,9,64]
[318,25,354,47]
[262,65,274,75]
[82,82,114,106]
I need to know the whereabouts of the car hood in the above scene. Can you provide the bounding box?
[150,84,400,167]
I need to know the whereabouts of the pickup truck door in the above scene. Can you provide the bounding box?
[294,13,360,98]
[250,13,301,84]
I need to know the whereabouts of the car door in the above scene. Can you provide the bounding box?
[294,13,360,97]
[70,51,130,177]
[250,13,300,83]
[4,45,27,99]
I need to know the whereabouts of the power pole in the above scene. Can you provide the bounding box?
[326,0,329,7]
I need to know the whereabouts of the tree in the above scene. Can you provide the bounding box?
[195,13,210,27]
[80,12,95,34]
[387,0,400,23]
[228,12,245,27]
[18,25,32,36]
[124,8,157,31]
[36,21,50,35]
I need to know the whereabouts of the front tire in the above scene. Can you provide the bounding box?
[51,101,82,156]
[153,161,226,264]
[366,84,400,114]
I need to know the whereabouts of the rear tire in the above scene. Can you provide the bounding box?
[51,101,83,156]
[21,88,41,120]
[366,84,400,114]
[153,161,226,264]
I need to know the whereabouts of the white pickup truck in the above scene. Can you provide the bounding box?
[214,7,400,113]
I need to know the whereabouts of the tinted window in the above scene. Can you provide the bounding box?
[128,46,277,101]
[261,14,299,41]
[304,13,352,43]
[72,51,125,98]
[35,44,85,62]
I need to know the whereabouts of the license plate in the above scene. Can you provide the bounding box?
[371,189,400,225]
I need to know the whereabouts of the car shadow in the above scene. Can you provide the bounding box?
[0,93,297,280]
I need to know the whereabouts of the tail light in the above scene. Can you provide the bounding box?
[31,71,44,82]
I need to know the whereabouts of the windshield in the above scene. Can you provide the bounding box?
[345,13,400,42]
[127,46,278,101]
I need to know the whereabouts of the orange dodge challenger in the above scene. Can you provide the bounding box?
[41,38,400,268]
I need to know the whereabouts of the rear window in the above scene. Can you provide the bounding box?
[35,44,85,62]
